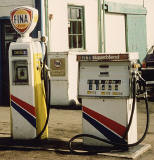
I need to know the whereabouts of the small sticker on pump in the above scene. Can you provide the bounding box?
[101,92,105,95]
[87,91,95,94]
[101,92,110,96]
[112,92,122,96]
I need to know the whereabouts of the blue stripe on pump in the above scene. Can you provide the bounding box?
[83,112,127,144]
[11,100,36,128]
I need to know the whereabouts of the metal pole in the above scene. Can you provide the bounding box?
[45,0,49,51]
[103,0,106,52]
[98,0,103,53]
[40,0,46,56]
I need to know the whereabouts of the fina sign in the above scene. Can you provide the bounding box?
[10,6,38,35]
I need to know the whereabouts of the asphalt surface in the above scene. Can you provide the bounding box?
[0,99,154,160]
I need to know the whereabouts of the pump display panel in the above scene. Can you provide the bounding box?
[78,61,130,97]
[12,60,29,85]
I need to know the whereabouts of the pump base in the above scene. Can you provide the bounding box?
[100,143,151,159]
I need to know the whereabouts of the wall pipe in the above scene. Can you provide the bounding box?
[103,0,106,52]
[98,0,103,53]
[40,0,45,37]
[40,0,46,56]
[45,0,49,51]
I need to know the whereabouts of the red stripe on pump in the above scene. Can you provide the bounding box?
[83,106,126,137]
[11,95,36,117]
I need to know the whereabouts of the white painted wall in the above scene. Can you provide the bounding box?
[105,13,126,52]
[48,0,68,52]
[48,0,149,54]
[105,0,154,51]
[0,0,35,17]
[48,0,98,52]
[144,0,154,50]
[104,0,144,53]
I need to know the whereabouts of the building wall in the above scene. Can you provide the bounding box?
[104,0,143,53]
[0,0,35,17]
[105,13,126,53]
[47,0,154,54]
[48,0,98,52]
[105,0,154,52]
[144,0,154,50]
[0,0,153,56]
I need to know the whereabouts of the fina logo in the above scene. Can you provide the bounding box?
[10,8,32,34]
[13,14,29,24]
[54,60,62,68]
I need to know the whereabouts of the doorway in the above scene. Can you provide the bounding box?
[0,19,19,106]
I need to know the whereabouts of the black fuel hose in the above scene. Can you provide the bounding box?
[122,74,136,139]
[68,74,149,154]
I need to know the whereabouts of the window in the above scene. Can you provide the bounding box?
[68,6,85,50]
[0,20,19,105]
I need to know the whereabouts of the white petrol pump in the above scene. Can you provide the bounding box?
[9,6,48,139]
[73,52,141,148]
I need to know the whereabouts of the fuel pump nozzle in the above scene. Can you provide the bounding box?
[40,59,51,80]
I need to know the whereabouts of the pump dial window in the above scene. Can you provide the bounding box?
[16,66,28,82]
[13,60,29,85]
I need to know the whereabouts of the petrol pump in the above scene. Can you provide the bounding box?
[9,6,48,139]
[69,52,150,154]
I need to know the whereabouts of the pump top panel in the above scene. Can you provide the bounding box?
[77,52,139,62]
[78,53,138,98]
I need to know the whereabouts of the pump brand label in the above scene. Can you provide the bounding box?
[77,54,129,62]
[10,8,33,33]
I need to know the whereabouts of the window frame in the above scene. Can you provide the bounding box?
[68,5,86,51]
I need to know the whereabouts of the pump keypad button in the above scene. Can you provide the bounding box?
[87,79,121,96]
[115,84,118,90]
[102,84,105,90]
[108,85,112,90]
[89,84,93,90]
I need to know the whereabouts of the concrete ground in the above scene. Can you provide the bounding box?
[0,99,154,160]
